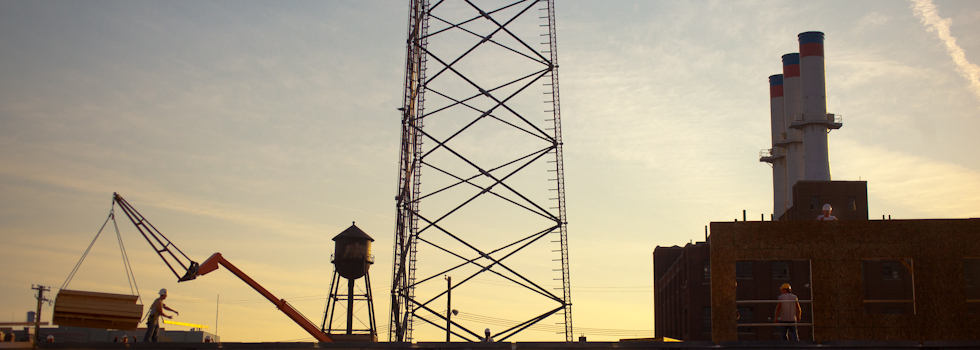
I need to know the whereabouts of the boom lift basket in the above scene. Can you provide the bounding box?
[52,290,143,330]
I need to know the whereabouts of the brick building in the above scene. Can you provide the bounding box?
[653,241,711,341]
[655,242,813,341]
[710,218,980,342]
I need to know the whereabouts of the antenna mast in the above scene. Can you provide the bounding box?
[389,0,571,342]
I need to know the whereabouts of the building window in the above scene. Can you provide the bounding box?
[772,261,790,279]
[734,260,814,338]
[702,307,711,333]
[847,197,857,211]
[883,308,904,315]
[703,259,711,281]
[882,261,901,280]
[966,258,980,314]
[810,197,820,210]
[737,307,753,333]
[965,258,979,289]
[862,259,915,314]
[736,261,753,279]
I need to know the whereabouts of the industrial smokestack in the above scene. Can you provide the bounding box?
[798,31,837,181]
[769,74,786,147]
[781,53,804,208]
[768,74,788,220]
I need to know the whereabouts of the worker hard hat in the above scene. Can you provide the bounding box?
[780,283,792,291]
[822,204,832,211]
[159,288,168,295]
[485,328,491,333]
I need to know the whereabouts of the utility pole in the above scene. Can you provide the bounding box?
[445,276,451,342]
[31,285,50,346]
[215,294,219,338]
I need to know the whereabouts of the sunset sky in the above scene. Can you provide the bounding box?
[1,0,979,343]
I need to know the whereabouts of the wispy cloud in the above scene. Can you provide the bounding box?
[834,138,980,219]
[857,12,891,30]
[910,0,980,103]
[0,137,364,242]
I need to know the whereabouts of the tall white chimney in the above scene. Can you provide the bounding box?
[781,53,804,208]
[797,31,840,180]
[764,74,788,220]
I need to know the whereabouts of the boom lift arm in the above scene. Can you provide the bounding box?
[196,253,332,342]
[111,193,333,342]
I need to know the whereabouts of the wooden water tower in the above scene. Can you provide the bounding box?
[321,222,377,341]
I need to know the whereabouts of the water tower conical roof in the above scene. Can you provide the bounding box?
[333,222,374,241]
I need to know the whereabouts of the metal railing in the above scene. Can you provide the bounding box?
[735,299,813,327]
[329,253,376,263]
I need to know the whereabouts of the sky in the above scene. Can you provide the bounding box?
[1,0,979,343]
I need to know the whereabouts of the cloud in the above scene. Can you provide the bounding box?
[910,0,980,104]
[0,137,355,242]
[834,138,980,219]
[858,12,892,29]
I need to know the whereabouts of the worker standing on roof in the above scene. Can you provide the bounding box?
[481,328,494,342]
[816,204,838,221]
[144,288,178,342]
[774,283,801,341]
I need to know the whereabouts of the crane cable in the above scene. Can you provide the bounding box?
[60,203,144,307]
[111,205,144,306]
[60,211,112,291]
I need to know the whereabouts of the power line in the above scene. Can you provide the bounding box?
[447,311,653,337]
[170,294,330,304]
[169,282,652,305]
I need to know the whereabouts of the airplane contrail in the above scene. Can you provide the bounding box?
[910,0,980,104]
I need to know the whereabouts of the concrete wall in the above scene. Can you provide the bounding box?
[710,219,980,342]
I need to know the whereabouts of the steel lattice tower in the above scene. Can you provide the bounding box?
[389,0,571,342]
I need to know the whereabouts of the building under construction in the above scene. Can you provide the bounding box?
[655,31,980,343]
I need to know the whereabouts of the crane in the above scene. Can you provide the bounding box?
[112,193,333,342]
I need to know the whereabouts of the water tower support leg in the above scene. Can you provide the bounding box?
[347,279,354,334]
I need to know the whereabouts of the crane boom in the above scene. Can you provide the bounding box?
[112,193,200,281]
